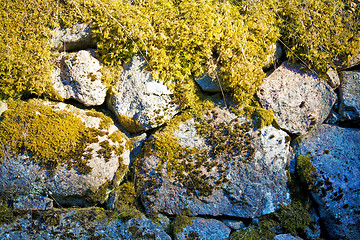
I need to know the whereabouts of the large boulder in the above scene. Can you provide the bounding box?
[0,207,171,239]
[294,124,360,240]
[174,217,231,240]
[137,106,292,218]
[50,22,96,52]
[0,100,130,206]
[51,49,107,106]
[257,61,337,135]
[108,55,179,133]
[339,71,360,121]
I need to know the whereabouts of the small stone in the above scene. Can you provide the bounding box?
[195,73,221,93]
[326,68,340,89]
[222,219,245,230]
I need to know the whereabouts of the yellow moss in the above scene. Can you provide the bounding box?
[244,106,278,129]
[297,154,317,190]
[117,114,145,133]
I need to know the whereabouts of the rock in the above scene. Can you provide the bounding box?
[324,109,340,124]
[273,234,303,240]
[108,55,179,133]
[0,101,7,115]
[51,49,107,106]
[0,100,130,206]
[339,71,360,121]
[50,22,96,52]
[0,207,171,239]
[138,106,291,218]
[263,41,283,69]
[294,124,360,240]
[335,50,360,69]
[221,219,245,230]
[195,73,221,93]
[348,50,360,68]
[175,218,231,240]
[326,68,341,89]
[13,194,53,211]
[257,61,337,135]
[130,133,147,161]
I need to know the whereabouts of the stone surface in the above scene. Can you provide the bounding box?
[273,234,303,240]
[175,218,231,240]
[13,194,53,211]
[138,106,291,218]
[0,101,7,116]
[339,71,360,121]
[108,55,179,133]
[263,41,283,69]
[51,49,107,106]
[326,68,341,89]
[195,73,221,93]
[324,109,340,124]
[0,101,130,206]
[294,124,360,240]
[257,61,337,135]
[221,219,245,230]
[0,208,171,239]
[50,22,96,52]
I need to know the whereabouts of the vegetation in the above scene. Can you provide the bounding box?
[297,154,318,190]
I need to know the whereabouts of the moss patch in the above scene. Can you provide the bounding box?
[297,154,317,190]
[244,106,278,129]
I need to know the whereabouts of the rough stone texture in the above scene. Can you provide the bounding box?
[221,219,245,230]
[0,101,130,206]
[175,218,231,240]
[195,73,221,93]
[326,68,341,89]
[138,106,291,218]
[273,234,303,240]
[108,55,179,133]
[51,49,107,106]
[294,124,360,240]
[257,61,337,135]
[339,71,360,121]
[263,41,283,69]
[348,50,360,68]
[0,208,171,239]
[13,194,53,211]
[50,22,96,52]
[324,109,340,124]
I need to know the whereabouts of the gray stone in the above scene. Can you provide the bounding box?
[263,41,283,69]
[175,218,231,240]
[273,234,303,240]
[50,22,96,52]
[326,68,341,89]
[138,107,291,218]
[0,208,171,239]
[294,124,360,240]
[195,73,221,93]
[0,100,130,206]
[108,55,179,133]
[130,133,147,161]
[222,219,245,230]
[13,194,53,211]
[324,109,340,124]
[51,49,107,106]
[257,61,337,135]
[339,71,360,121]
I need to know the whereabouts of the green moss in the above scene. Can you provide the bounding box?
[0,201,14,224]
[0,100,97,174]
[171,211,193,235]
[84,180,111,204]
[297,154,317,190]
[113,205,143,222]
[114,182,137,208]
[116,114,145,133]
[244,106,277,129]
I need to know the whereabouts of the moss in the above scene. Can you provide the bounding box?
[71,207,108,224]
[0,201,14,224]
[116,114,145,133]
[0,99,97,174]
[84,180,111,204]
[229,225,275,240]
[114,182,137,208]
[113,205,143,222]
[297,154,317,190]
[171,211,193,235]
[244,106,277,129]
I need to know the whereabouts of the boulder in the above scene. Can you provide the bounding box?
[13,194,53,211]
[50,22,96,52]
[108,55,179,133]
[0,100,130,206]
[294,124,360,239]
[257,61,337,135]
[138,106,292,218]
[51,49,107,106]
[174,217,231,240]
[339,71,360,121]
[0,207,171,239]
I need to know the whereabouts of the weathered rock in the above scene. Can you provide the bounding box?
[257,61,337,135]
[294,124,360,240]
[221,219,245,230]
[326,68,341,89]
[50,22,96,52]
[0,207,171,239]
[0,100,130,206]
[138,107,291,218]
[339,71,360,121]
[195,73,221,93]
[263,41,283,69]
[108,55,179,133]
[51,49,107,106]
[175,218,231,240]
[335,50,360,69]
[324,109,340,124]
[273,234,303,240]
[13,194,53,211]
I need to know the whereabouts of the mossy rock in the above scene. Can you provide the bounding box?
[0,99,130,206]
